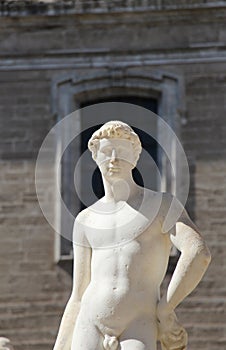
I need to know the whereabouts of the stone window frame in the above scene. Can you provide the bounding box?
[51,69,185,262]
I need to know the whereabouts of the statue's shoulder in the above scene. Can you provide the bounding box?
[141,188,167,210]
[136,188,166,225]
[73,208,95,247]
[160,191,174,207]
[156,192,178,217]
[75,207,93,224]
[75,200,104,225]
[160,192,184,213]
[142,188,163,201]
[157,192,188,234]
[141,189,181,229]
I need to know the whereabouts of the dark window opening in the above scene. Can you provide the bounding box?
[80,96,158,209]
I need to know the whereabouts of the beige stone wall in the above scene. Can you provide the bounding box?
[0,2,225,349]
[178,71,226,349]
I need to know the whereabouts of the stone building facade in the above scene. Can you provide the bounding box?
[0,1,225,349]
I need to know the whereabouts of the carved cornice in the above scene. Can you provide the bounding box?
[0,45,226,71]
[0,0,226,16]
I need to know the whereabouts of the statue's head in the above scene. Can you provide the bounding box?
[88,121,142,167]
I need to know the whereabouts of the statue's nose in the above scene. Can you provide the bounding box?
[110,149,117,162]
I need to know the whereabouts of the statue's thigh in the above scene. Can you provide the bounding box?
[120,316,157,350]
[72,319,104,350]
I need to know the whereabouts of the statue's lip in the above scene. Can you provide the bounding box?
[108,166,120,171]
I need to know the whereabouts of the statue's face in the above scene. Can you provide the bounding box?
[95,138,136,179]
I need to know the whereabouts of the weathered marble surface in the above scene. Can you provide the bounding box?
[54,121,211,350]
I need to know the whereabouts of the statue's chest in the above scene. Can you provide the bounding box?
[84,204,151,248]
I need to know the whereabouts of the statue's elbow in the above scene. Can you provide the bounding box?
[204,247,211,266]
[199,244,211,268]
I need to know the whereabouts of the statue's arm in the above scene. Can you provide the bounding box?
[158,209,211,315]
[53,218,91,350]
[157,206,211,349]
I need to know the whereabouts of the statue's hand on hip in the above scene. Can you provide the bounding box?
[103,334,119,350]
[157,308,188,350]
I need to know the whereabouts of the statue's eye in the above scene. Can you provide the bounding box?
[117,147,125,155]
[101,147,112,156]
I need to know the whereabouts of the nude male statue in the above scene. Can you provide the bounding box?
[53,121,211,350]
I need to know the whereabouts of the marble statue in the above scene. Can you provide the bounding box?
[53,121,211,350]
[0,338,14,350]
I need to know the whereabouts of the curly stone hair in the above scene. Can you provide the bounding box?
[88,121,142,165]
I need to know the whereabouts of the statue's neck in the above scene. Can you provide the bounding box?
[102,175,139,202]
